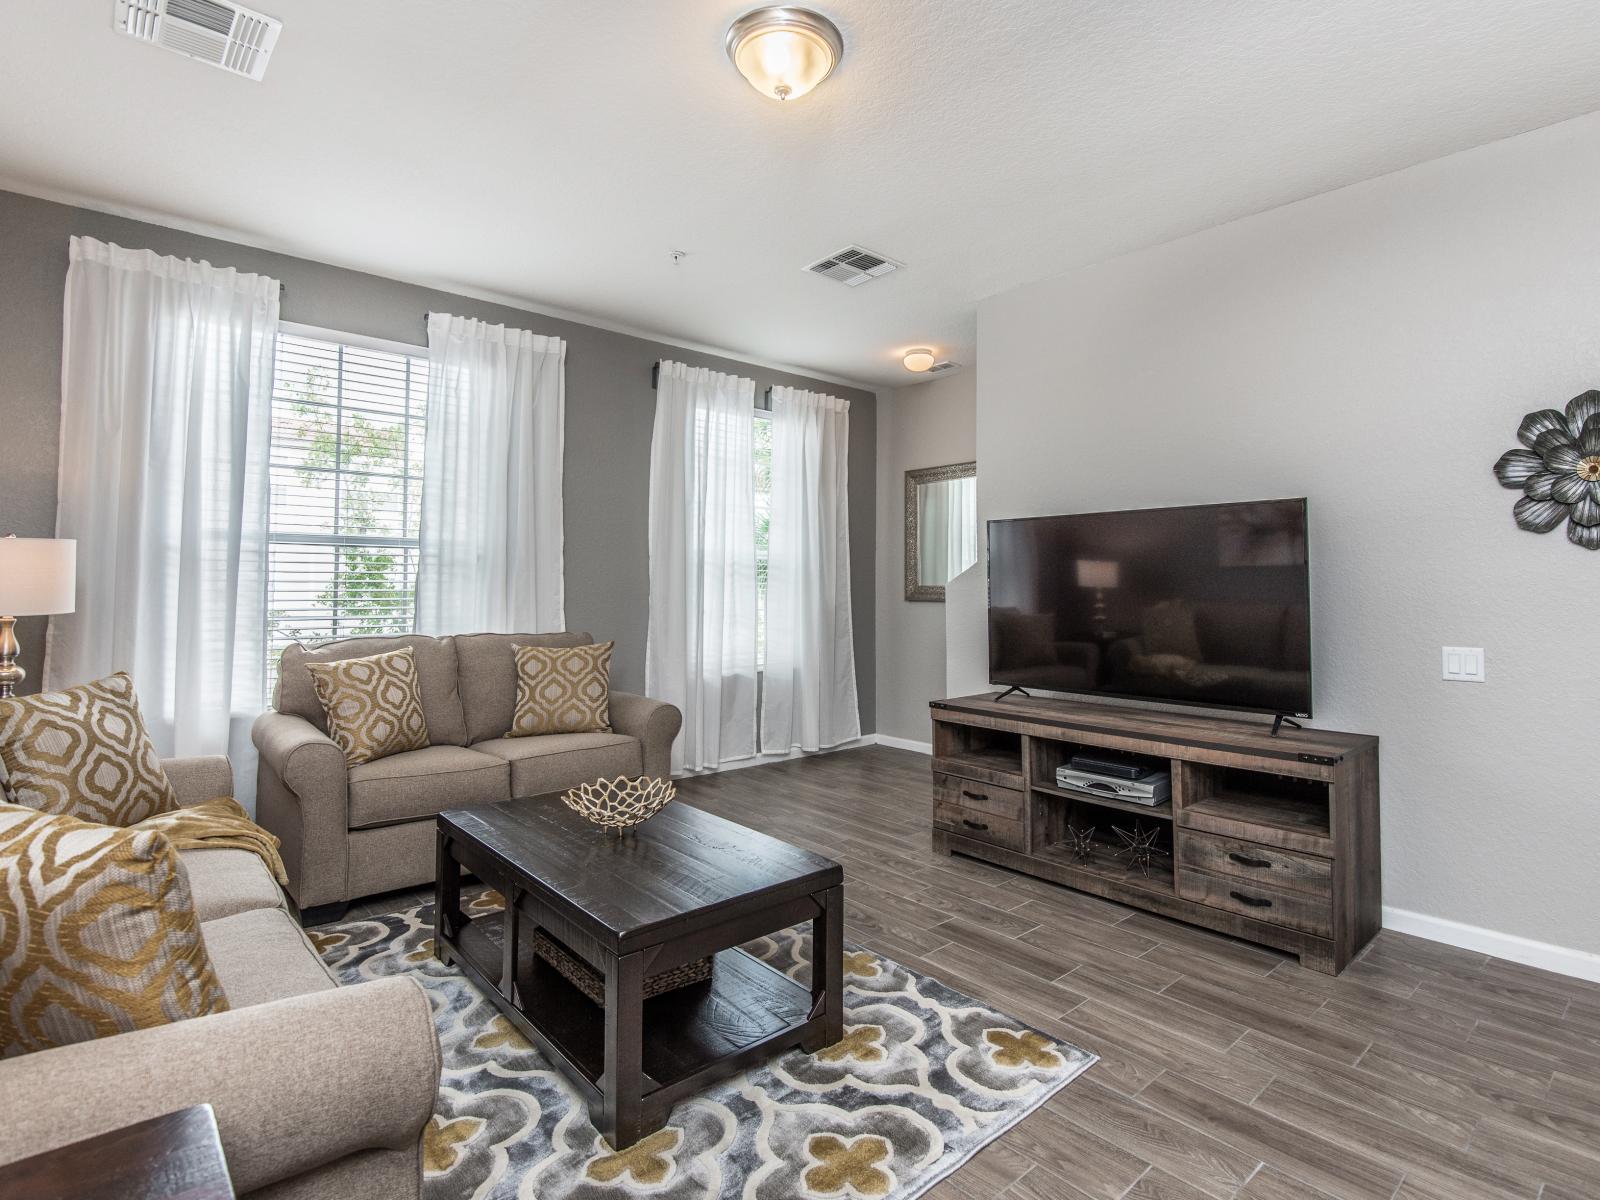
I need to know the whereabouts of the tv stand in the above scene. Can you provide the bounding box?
[993,685,1032,701]
[1270,714,1304,737]
[928,693,1380,974]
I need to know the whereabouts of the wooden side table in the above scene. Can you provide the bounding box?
[0,1104,235,1200]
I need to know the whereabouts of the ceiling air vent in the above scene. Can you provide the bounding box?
[804,245,903,288]
[927,359,961,375]
[115,0,282,81]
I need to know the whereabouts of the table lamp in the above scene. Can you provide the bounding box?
[1075,558,1121,634]
[0,536,77,699]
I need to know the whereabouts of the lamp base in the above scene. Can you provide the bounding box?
[0,615,23,700]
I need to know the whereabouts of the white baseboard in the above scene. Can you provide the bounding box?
[1383,906,1600,984]
[873,734,933,755]
[673,736,875,778]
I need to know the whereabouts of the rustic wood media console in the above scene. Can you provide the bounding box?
[929,694,1380,974]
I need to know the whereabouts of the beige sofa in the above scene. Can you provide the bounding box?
[0,756,440,1200]
[253,632,682,922]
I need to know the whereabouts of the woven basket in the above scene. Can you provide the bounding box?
[531,929,712,1006]
[561,775,676,830]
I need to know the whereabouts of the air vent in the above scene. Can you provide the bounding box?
[804,245,903,288]
[927,359,961,375]
[115,0,281,81]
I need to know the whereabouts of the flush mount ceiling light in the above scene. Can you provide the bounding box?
[726,7,843,102]
[902,348,937,373]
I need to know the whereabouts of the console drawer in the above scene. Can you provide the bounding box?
[1178,831,1331,897]
[933,773,1025,822]
[1178,867,1332,937]
[934,801,1026,852]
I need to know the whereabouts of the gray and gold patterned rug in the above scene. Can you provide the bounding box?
[313,892,1095,1199]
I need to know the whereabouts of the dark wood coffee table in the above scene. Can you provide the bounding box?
[434,797,845,1149]
[0,1104,234,1199]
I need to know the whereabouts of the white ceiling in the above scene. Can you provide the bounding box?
[4,1,1600,388]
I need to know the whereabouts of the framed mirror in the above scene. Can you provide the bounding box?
[905,461,978,601]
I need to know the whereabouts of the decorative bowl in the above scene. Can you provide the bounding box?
[561,775,676,830]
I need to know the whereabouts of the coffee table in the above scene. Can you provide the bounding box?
[434,796,845,1149]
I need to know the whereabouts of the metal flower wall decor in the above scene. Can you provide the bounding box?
[1493,390,1600,551]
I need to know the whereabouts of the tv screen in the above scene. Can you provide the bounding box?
[988,499,1311,717]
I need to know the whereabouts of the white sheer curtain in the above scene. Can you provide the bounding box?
[761,385,860,753]
[47,236,277,795]
[415,313,565,634]
[918,475,977,583]
[646,361,758,773]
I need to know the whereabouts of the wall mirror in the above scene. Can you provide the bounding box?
[905,461,978,601]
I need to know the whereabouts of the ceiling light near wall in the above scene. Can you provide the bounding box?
[902,348,937,373]
[726,7,843,102]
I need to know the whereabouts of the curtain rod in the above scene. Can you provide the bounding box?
[650,360,773,404]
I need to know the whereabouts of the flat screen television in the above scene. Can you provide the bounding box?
[988,498,1311,717]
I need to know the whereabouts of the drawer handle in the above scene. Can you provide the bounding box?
[961,790,987,802]
[1228,852,1274,869]
[962,819,990,831]
[1229,890,1273,909]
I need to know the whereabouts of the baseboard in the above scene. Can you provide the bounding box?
[1383,906,1600,984]
[873,734,933,755]
[674,736,875,778]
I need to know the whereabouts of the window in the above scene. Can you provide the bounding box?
[265,328,429,696]
[753,409,773,668]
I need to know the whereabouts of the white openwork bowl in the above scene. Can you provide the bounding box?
[561,775,677,830]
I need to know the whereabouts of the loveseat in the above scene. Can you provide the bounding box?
[252,632,682,922]
[0,755,440,1199]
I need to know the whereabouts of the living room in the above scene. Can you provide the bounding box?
[2,4,1597,1199]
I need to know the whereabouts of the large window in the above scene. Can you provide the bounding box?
[265,328,429,694]
[753,409,773,668]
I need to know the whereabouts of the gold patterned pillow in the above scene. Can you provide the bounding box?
[304,647,430,765]
[510,641,614,736]
[0,804,229,1057]
[0,672,178,826]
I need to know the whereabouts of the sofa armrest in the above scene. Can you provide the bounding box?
[252,710,352,909]
[163,755,237,808]
[0,977,439,1195]
[609,691,682,781]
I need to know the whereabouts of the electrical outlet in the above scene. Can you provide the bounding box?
[1441,646,1486,682]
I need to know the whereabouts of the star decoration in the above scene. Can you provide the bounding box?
[1064,823,1096,864]
[1112,822,1169,877]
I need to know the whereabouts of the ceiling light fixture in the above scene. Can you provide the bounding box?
[902,348,937,373]
[726,7,844,102]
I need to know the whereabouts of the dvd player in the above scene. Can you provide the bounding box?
[1055,765,1171,805]
[1066,752,1160,781]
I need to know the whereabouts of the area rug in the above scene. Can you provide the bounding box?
[313,892,1096,1199]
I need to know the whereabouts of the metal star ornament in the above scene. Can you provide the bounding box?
[1065,824,1096,864]
[1112,823,1169,877]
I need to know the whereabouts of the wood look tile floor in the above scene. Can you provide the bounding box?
[338,746,1600,1200]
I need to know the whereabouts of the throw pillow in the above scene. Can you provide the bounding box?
[0,672,178,826]
[1140,600,1203,660]
[510,641,614,736]
[0,803,229,1057]
[304,647,430,765]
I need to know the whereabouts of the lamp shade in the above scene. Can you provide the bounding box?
[1075,559,1120,590]
[0,538,77,616]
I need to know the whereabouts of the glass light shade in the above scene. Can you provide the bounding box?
[0,538,76,615]
[902,348,936,373]
[1075,559,1121,590]
[727,8,843,102]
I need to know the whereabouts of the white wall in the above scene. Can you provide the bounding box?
[964,111,1600,962]
[875,371,978,745]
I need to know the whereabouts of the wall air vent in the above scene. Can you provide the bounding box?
[115,0,282,81]
[927,359,961,375]
[804,245,903,288]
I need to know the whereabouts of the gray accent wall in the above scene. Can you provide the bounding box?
[0,190,875,731]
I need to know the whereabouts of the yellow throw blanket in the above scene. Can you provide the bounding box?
[134,798,289,885]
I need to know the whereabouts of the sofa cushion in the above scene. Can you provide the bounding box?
[181,847,285,922]
[472,733,642,800]
[346,746,510,829]
[276,635,468,747]
[0,672,177,826]
[0,803,228,1056]
[455,632,594,745]
[305,647,431,766]
[201,908,337,1007]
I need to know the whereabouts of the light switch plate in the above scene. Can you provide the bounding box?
[1442,646,1486,682]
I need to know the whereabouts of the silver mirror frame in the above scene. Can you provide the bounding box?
[905,461,977,602]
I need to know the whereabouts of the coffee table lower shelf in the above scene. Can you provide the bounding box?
[442,910,820,1136]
